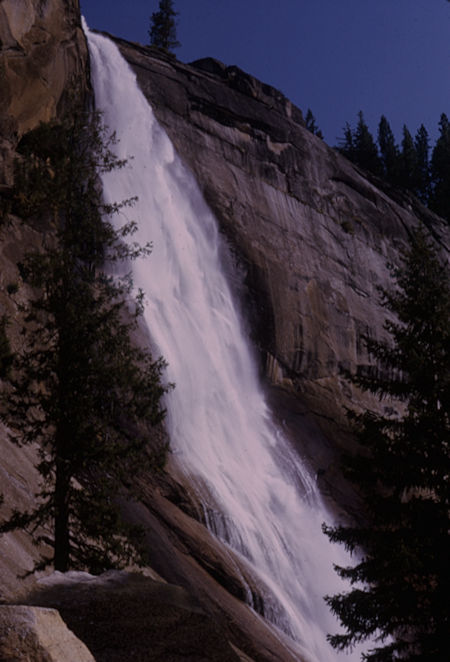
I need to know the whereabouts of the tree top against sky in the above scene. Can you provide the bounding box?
[82,1,449,146]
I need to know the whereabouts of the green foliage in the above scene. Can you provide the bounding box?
[430,113,450,223]
[337,112,450,223]
[414,124,431,204]
[338,112,382,177]
[323,226,450,660]
[0,109,170,573]
[377,115,399,184]
[0,315,13,379]
[338,122,355,160]
[149,0,180,52]
[398,125,418,192]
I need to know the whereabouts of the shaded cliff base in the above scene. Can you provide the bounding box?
[0,433,303,662]
[17,570,246,662]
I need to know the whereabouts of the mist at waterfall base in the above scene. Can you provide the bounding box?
[85,24,365,662]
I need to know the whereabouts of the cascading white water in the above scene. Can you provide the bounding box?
[85,24,361,662]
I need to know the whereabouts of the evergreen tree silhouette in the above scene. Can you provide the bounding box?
[149,0,180,53]
[337,122,355,160]
[355,112,381,174]
[323,226,450,661]
[398,125,418,192]
[377,115,399,184]
[305,109,324,139]
[414,124,431,204]
[0,110,170,573]
[430,113,450,222]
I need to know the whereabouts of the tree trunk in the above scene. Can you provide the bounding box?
[54,456,70,571]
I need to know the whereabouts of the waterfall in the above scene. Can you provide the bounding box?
[85,24,361,662]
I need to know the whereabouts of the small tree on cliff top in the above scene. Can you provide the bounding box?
[149,0,180,53]
[323,226,450,661]
[0,109,170,573]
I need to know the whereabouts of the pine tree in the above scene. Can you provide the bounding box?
[305,109,324,139]
[149,0,180,53]
[337,122,355,161]
[353,111,382,176]
[323,226,450,661]
[414,124,431,205]
[377,115,399,184]
[398,125,418,193]
[430,113,450,223]
[0,110,170,573]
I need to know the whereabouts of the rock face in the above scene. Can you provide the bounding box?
[114,38,449,448]
[0,0,89,186]
[0,605,95,662]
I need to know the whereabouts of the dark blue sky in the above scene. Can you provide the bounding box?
[81,0,449,146]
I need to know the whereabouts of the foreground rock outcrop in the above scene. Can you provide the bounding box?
[21,570,261,662]
[0,604,95,662]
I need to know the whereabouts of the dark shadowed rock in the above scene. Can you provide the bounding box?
[22,570,250,662]
[0,604,95,662]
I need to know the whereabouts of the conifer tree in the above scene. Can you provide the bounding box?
[377,115,399,184]
[430,113,450,223]
[323,226,450,661]
[337,122,355,161]
[414,124,431,204]
[0,110,170,573]
[305,109,324,139]
[353,111,382,176]
[398,125,418,193]
[149,0,180,53]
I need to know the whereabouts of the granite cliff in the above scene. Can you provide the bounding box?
[0,0,89,186]
[113,36,448,498]
[115,38,448,424]
[1,3,449,661]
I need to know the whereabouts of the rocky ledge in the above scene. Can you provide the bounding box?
[7,569,299,662]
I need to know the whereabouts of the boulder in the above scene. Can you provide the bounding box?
[24,570,250,662]
[0,605,95,662]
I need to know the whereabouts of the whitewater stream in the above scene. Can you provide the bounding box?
[85,25,361,662]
